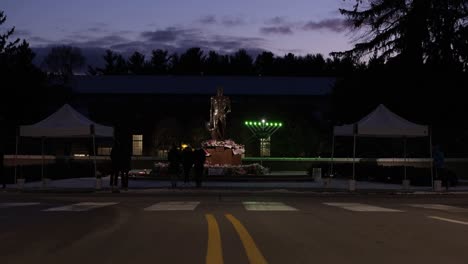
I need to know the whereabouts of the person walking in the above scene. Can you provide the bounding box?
[193,147,206,188]
[168,144,181,188]
[182,146,193,186]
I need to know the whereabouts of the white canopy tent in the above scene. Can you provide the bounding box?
[17,104,114,185]
[331,104,431,185]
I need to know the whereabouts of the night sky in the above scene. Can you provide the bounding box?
[2,0,354,66]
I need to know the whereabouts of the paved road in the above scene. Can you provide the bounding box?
[2,193,468,264]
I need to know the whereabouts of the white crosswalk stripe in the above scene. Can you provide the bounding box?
[409,204,468,212]
[324,203,403,212]
[243,201,298,211]
[43,202,118,212]
[0,202,41,208]
[144,201,200,211]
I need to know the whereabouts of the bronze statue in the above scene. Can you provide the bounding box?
[207,87,231,140]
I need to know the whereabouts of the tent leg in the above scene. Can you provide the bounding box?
[352,134,356,181]
[41,137,45,183]
[404,137,407,180]
[330,135,335,177]
[93,134,97,179]
[14,134,19,185]
[429,128,434,189]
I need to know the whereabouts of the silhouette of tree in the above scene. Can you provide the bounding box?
[174,47,205,75]
[42,45,86,77]
[0,11,19,55]
[204,51,230,75]
[167,52,179,74]
[97,50,128,75]
[127,51,149,75]
[254,51,275,76]
[336,0,468,70]
[301,54,327,76]
[0,11,53,128]
[150,49,169,75]
[90,47,366,77]
[229,49,254,75]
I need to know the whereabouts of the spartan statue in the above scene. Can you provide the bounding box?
[207,87,231,140]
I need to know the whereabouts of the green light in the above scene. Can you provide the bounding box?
[266,122,269,126]
[274,123,278,126]
[254,122,257,125]
[279,123,283,127]
[245,121,248,125]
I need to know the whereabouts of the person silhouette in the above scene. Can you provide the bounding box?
[110,139,121,192]
[193,147,206,188]
[182,146,194,186]
[168,144,181,188]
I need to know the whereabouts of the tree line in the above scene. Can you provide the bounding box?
[44,47,359,77]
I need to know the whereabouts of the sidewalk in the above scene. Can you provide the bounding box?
[4,175,468,194]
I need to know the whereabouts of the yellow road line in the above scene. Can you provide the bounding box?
[225,214,268,264]
[205,214,224,264]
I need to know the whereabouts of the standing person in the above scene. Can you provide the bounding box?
[120,139,132,191]
[110,139,121,192]
[182,146,193,186]
[168,144,181,188]
[433,144,446,190]
[193,147,206,188]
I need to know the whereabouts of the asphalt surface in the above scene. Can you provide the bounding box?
[2,193,468,264]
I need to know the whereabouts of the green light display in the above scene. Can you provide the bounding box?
[244,120,283,127]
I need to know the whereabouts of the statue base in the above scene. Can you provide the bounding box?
[205,146,242,165]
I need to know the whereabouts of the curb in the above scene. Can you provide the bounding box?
[2,187,468,196]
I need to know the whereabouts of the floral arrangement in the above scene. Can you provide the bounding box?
[207,163,269,176]
[151,162,268,176]
[201,139,245,155]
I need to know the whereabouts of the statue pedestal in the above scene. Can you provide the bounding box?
[205,147,242,165]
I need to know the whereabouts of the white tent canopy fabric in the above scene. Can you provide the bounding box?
[20,104,113,137]
[330,104,432,187]
[16,104,113,188]
[333,104,428,137]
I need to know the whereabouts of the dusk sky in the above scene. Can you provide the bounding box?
[2,0,355,66]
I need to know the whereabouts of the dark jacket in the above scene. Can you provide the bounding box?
[168,147,181,173]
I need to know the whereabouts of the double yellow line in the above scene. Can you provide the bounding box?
[205,214,268,264]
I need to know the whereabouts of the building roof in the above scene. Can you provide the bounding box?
[71,76,335,96]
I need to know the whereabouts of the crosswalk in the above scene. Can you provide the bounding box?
[0,202,41,208]
[243,201,298,211]
[43,202,118,212]
[408,204,468,212]
[144,201,200,211]
[1,201,468,214]
[324,202,403,212]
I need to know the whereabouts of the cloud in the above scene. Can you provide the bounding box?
[29,36,53,43]
[221,17,245,27]
[197,15,245,27]
[199,15,217,24]
[79,35,130,47]
[267,16,287,25]
[28,25,268,67]
[261,17,296,35]
[141,27,199,42]
[32,46,109,69]
[12,29,31,37]
[260,26,293,35]
[87,27,107,33]
[303,18,348,33]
